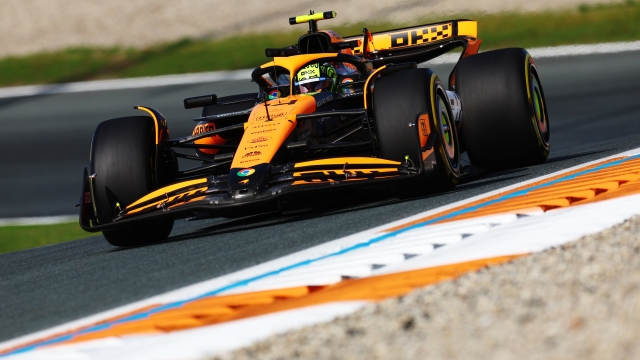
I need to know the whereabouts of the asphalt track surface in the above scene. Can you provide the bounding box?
[1,51,640,343]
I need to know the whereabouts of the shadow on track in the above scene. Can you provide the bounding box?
[455,149,612,189]
[107,149,609,251]
[452,174,529,192]
[544,149,611,164]
[117,191,399,250]
[109,180,530,252]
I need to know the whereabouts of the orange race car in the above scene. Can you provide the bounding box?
[78,11,550,246]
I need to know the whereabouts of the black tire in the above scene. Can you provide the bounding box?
[456,48,550,170]
[90,116,173,246]
[373,68,461,197]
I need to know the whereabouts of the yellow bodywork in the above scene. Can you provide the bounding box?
[457,20,478,38]
[345,20,477,55]
[290,11,336,24]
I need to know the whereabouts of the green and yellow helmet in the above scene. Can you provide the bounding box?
[294,63,337,95]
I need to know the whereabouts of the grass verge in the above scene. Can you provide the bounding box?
[0,1,639,87]
[0,223,96,255]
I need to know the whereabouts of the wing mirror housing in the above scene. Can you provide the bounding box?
[184,94,217,109]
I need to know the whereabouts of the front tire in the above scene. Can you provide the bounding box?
[90,116,173,246]
[456,48,550,170]
[373,68,461,197]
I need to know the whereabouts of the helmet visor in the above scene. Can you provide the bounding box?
[296,77,332,94]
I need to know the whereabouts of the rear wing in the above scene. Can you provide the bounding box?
[344,19,479,67]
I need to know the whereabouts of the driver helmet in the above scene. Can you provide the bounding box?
[294,63,337,95]
[331,61,358,76]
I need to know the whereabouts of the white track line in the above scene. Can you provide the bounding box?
[8,194,640,360]
[5,302,367,360]
[0,69,252,99]
[2,147,639,357]
[424,40,640,65]
[1,41,639,99]
[0,215,76,227]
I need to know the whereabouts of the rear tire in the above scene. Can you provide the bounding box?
[456,48,550,170]
[90,116,173,246]
[373,68,461,197]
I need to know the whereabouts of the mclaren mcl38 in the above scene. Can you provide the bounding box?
[78,11,550,246]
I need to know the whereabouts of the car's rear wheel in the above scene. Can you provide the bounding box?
[373,68,461,197]
[90,116,173,246]
[456,48,550,170]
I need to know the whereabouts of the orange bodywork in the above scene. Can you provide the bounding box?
[417,113,435,161]
[194,19,482,171]
[231,95,316,169]
[125,178,209,214]
[195,54,339,161]
[260,53,339,70]
[461,38,482,59]
[193,122,226,155]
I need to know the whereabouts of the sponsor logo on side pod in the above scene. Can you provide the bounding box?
[237,168,256,177]
[420,115,429,137]
[316,94,334,108]
[250,136,272,143]
[242,151,262,158]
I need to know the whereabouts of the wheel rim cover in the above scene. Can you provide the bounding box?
[438,97,456,159]
[531,71,549,143]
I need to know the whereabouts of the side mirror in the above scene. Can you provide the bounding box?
[265,47,299,57]
[184,94,217,109]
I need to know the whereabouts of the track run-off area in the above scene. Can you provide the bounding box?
[1,44,640,358]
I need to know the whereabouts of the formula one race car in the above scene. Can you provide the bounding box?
[78,11,550,246]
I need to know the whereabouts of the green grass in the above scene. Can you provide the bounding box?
[0,222,96,255]
[1,1,639,87]
[476,0,640,49]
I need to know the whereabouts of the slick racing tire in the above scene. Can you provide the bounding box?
[373,68,461,197]
[456,48,550,170]
[90,116,173,247]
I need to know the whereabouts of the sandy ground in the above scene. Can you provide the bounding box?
[0,0,624,57]
[217,215,640,359]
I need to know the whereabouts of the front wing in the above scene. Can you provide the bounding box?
[79,156,431,232]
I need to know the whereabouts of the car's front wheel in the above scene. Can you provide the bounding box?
[90,116,173,246]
